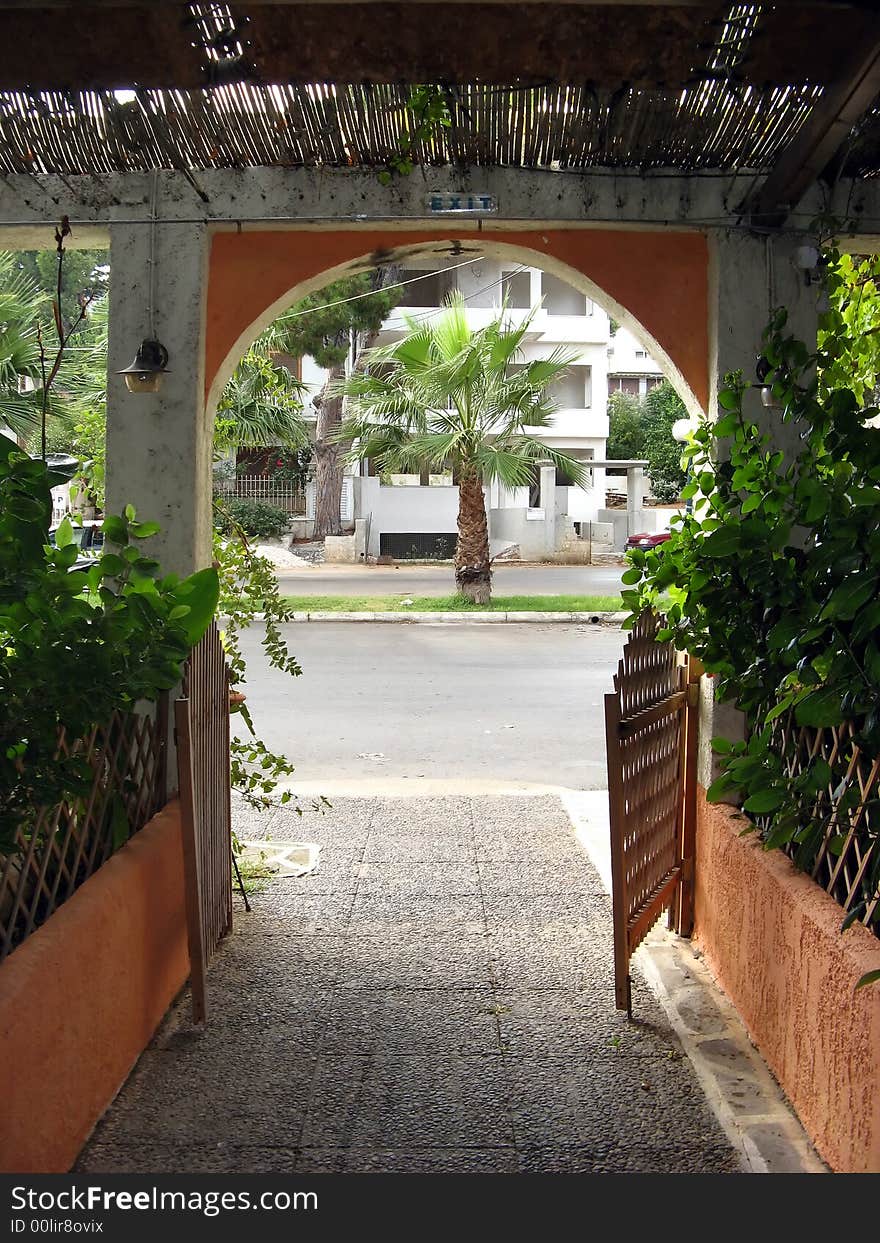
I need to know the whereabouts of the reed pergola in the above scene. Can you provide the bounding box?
[0,2,879,226]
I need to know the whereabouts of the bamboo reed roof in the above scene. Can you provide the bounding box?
[0,3,879,181]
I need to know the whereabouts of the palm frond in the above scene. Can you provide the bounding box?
[334,296,588,490]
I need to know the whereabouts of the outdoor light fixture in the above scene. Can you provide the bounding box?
[756,354,781,410]
[117,338,170,393]
[117,172,169,394]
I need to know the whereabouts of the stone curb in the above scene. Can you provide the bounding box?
[254,610,629,624]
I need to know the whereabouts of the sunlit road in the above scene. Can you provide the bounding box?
[275,562,626,598]
[236,621,625,795]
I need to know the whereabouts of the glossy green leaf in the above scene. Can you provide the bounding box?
[101,514,129,546]
[742,787,787,814]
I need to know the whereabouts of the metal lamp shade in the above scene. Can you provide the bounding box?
[117,339,170,393]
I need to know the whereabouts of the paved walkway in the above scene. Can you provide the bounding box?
[78,796,745,1174]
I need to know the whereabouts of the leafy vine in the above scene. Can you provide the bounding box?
[378,85,452,185]
[623,252,880,977]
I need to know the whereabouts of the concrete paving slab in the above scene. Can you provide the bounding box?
[347,890,485,935]
[320,988,500,1057]
[295,1147,520,1174]
[299,1054,514,1150]
[335,932,494,992]
[76,793,822,1175]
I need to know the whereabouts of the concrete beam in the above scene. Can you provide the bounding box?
[0,166,872,248]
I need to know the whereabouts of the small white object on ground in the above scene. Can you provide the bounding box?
[237,840,320,878]
[255,544,312,568]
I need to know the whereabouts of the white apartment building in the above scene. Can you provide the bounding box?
[607,326,664,398]
[296,259,662,558]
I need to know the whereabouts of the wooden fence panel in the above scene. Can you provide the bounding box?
[176,620,233,1023]
[605,612,691,1013]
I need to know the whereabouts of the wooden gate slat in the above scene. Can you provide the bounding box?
[605,611,695,1014]
[176,620,233,1024]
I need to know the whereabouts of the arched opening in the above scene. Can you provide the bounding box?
[206,229,709,423]
[207,231,708,563]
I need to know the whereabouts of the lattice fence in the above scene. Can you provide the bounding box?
[768,717,880,934]
[0,703,167,963]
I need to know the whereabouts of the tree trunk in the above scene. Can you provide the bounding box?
[310,266,400,540]
[455,470,491,604]
[312,365,345,538]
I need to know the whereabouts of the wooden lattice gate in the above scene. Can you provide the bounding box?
[604,611,698,1014]
[175,620,233,1024]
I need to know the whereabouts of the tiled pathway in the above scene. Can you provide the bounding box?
[77,796,743,1174]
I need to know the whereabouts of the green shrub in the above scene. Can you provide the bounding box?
[215,499,289,539]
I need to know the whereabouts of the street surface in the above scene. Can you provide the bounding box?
[236,621,625,795]
[275,562,626,597]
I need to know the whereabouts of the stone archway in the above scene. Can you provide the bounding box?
[205,227,710,423]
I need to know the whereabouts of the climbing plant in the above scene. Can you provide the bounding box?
[378,85,452,184]
[212,498,326,816]
[623,273,880,978]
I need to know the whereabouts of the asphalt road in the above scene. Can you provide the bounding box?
[275,562,626,597]
[235,621,625,796]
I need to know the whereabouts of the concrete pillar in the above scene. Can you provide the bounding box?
[626,465,645,528]
[538,463,557,556]
[105,220,212,579]
[709,229,820,453]
[697,230,821,785]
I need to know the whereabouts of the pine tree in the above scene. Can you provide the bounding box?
[270,270,402,537]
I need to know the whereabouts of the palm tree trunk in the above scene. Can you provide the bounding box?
[312,367,345,539]
[455,469,491,604]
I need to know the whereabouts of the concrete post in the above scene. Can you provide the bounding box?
[105,220,212,579]
[626,465,645,538]
[698,230,821,787]
[538,463,557,556]
[709,229,820,457]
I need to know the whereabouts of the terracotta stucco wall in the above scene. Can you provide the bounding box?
[0,802,190,1173]
[205,228,709,412]
[694,792,880,1172]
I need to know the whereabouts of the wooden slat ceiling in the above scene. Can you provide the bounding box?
[0,2,878,181]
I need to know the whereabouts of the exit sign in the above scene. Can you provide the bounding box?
[427,193,497,214]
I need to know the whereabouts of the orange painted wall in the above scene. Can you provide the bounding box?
[694,791,880,1173]
[0,802,190,1173]
[206,228,709,410]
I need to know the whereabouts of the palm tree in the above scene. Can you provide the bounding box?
[214,340,309,456]
[0,254,52,441]
[334,294,588,603]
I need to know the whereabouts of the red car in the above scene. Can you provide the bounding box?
[625,531,672,552]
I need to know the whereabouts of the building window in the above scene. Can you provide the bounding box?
[500,269,531,309]
[549,365,592,409]
[635,349,646,359]
[398,267,455,307]
[540,272,588,316]
[609,376,640,397]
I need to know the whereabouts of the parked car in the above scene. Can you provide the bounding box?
[49,518,105,570]
[625,531,672,552]
[48,518,105,555]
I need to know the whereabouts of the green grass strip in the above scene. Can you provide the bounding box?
[280,593,626,613]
